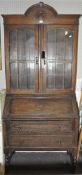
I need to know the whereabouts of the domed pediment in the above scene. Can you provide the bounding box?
[24,2,58,24]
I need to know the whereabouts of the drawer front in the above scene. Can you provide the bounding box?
[9,135,75,148]
[8,120,73,136]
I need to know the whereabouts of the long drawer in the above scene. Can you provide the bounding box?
[5,119,74,136]
[8,135,75,148]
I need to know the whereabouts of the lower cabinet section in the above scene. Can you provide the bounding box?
[3,95,79,163]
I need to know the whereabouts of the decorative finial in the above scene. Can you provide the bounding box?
[39,2,44,7]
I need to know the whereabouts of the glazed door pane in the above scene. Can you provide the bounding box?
[44,26,73,91]
[9,26,38,91]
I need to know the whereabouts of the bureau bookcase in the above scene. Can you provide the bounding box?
[3,2,80,164]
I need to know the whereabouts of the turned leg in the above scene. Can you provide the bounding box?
[67,149,77,173]
[5,149,15,166]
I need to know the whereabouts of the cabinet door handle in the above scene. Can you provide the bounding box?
[35,57,39,64]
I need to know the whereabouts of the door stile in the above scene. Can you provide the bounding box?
[35,25,39,93]
[38,24,47,93]
[38,25,42,93]
[41,25,47,93]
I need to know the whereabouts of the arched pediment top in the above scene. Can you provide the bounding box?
[25,2,57,16]
[24,2,58,24]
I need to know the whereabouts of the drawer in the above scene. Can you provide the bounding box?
[7,120,73,136]
[9,135,75,148]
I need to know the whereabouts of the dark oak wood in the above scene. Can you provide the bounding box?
[2,2,80,165]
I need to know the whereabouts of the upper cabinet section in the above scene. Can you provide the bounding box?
[3,2,80,94]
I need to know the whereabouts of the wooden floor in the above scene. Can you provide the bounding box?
[5,152,82,174]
